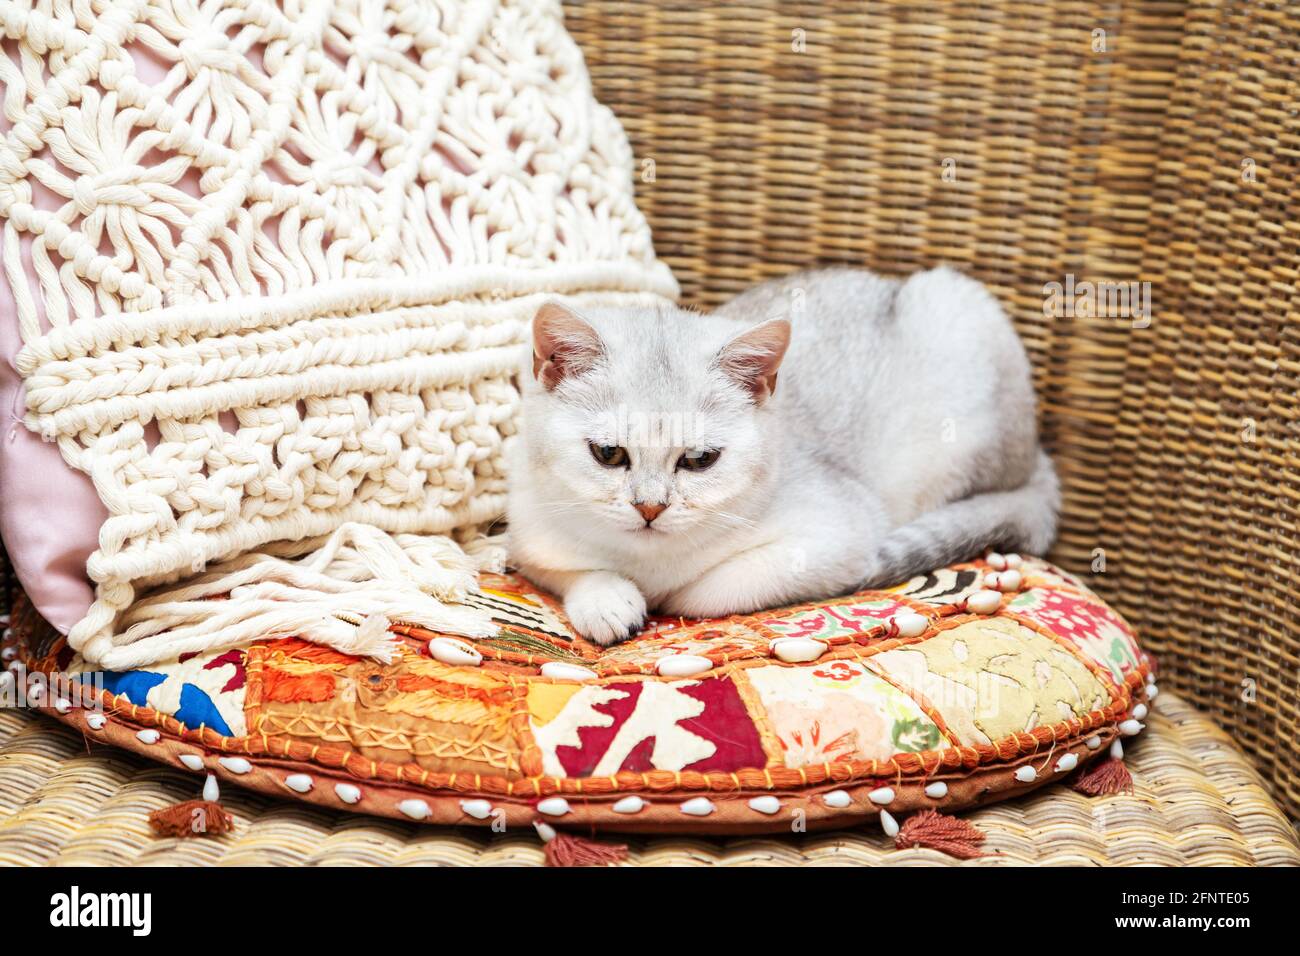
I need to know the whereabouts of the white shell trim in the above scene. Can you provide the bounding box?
[398,799,431,820]
[203,773,220,803]
[1119,719,1145,737]
[892,611,928,638]
[1055,753,1079,773]
[85,713,106,730]
[533,820,557,843]
[218,756,252,774]
[985,551,1008,571]
[1110,740,1124,760]
[966,589,1002,615]
[867,786,895,805]
[679,797,715,816]
[428,637,482,667]
[748,796,781,815]
[879,809,900,838]
[537,797,572,817]
[178,754,204,771]
[656,654,713,677]
[924,782,948,799]
[1014,765,1037,783]
[1085,735,1102,750]
[460,799,493,820]
[136,729,161,744]
[285,774,313,793]
[1131,703,1149,721]
[770,637,827,663]
[540,662,598,681]
[334,783,362,805]
[612,796,645,814]
[822,789,852,808]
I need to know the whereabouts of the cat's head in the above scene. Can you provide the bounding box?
[518,300,790,542]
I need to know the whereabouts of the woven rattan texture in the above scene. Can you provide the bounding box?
[562,0,1300,822]
[0,691,1293,865]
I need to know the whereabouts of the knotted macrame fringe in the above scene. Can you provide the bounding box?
[79,523,502,670]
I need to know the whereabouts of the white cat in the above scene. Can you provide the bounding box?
[507,267,1059,645]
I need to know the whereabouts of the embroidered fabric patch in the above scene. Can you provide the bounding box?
[744,659,948,766]
[69,647,248,737]
[887,567,986,606]
[864,617,1111,746]
[595,621,770,668]
[528,676,767,777]
[1006,588,1144,687]
[757,596,910,641]
[245,637,523,775]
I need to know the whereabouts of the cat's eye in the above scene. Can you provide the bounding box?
[678,448,721,471]
[589,443,629,468]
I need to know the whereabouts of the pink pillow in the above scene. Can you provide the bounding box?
[0,49,170,634]
[0,345,104,635]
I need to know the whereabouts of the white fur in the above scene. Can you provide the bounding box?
[508,267,1058,644]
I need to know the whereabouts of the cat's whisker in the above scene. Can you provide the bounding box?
[527,503,589,519]
[702,509,760,529]
[691,510,761,534]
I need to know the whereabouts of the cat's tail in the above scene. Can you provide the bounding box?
[863,450,1061,588]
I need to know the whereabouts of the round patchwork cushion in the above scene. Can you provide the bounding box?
[4,554,1154,836]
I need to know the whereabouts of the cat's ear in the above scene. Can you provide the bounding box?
[532,301,604,390]
[715,319,790,404]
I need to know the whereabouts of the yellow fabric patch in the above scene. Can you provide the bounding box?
[865,617,1111,746]
[527,682,581,729]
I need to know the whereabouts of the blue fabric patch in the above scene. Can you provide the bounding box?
[175,683,234,737]
[99,669,166,705]
[96,669,234,736]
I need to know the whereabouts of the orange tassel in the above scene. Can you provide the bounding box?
[895,810,986,859]
[1071,757,1134,796]
[148,799,234,838]
[543,831,629,867]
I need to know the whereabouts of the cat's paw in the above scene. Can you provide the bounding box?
[564,572,646,646]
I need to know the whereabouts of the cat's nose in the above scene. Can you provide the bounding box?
[634,502,667,525]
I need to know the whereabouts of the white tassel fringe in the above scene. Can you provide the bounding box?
[80,523,501,670]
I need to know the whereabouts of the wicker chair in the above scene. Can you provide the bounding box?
[1,0,1297,865]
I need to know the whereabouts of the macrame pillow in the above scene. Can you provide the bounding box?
[0,0,677,660]
[5,553,1155,852]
